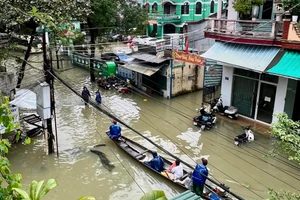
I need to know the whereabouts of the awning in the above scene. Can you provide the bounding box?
[267,51,300,80]
[201,42,280,73]
[9,89,36,110]
[130,53,168,64]
[121,63,164,76]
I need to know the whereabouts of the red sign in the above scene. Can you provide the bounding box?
[172,50,205,66]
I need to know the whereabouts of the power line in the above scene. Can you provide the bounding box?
[49,69,245,200]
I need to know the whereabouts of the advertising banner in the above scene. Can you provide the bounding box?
[172,50,205,66]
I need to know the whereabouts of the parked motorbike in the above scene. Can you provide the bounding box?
[234,126,254,146]
[213,97,239,119]
[193,106,217,130]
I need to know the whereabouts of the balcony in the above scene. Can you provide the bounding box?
[149,13,181,23]
[204,19,283,46]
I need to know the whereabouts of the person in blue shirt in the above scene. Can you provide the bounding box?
[192,158,209,196]
[109,120,121,140]
[95,89,102,104]
[144,152,164,172]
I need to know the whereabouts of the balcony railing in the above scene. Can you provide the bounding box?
[205,19,283,39]
[149,13,181,21]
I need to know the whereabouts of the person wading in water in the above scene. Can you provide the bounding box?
[81,86,91,105]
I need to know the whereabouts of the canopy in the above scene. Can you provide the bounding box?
[9,89,36,110]
[122,63,164,76]
[201,42,280,73]
[267,51,300,80]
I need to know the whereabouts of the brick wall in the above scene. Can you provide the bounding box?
[282,19,291,40]
[282,42,300,50]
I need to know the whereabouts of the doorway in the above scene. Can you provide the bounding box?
[262,0,273,19]
[256,82,277,123]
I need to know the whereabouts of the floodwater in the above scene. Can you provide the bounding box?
[7,55,300,200]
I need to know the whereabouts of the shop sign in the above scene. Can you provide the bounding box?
[172,50,205,66]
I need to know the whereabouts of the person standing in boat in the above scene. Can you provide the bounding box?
[109,120,122,140]
[95,89,102,104]
[144,152,164,172]
[192,158,208,196]
[81,86,91,105]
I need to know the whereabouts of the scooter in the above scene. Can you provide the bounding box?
[213,97,238,119]
[234,126,254,146]
[193,106,217,130]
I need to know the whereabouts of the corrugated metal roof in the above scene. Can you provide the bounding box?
[267,51,300,79]
[201,42,280,73]
[121,63,163,76]
[130,53,168,64]
[170,191,202,200]
[9,89,36,110]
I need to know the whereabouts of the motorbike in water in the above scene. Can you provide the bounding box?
[193,106,217,130]
[213,97,239,119]
[234,126,254,146]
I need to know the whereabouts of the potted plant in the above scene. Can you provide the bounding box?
[233,0,252,20]
[251,0,265,20]
[283,0,300,22]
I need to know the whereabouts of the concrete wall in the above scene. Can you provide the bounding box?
[288,22,300,42]
[273,76,288,122]
[188,21,215,52]
[220,66,233,106]
[171,61,204,96]
[0,72,16,99]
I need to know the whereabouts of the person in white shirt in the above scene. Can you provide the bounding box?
[166,159,183,180]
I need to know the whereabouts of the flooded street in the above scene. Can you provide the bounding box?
[7,56,300,200]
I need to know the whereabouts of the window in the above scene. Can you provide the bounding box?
[152,3,158,13]
[210,1,215,13]
[181,2,189,15]
[196,2,202,14]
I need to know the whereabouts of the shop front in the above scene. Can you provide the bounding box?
[201,41,287,124]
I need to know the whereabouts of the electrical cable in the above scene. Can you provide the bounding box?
[49,69,245,200]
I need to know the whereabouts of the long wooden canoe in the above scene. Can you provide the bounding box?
[106,131,235,200]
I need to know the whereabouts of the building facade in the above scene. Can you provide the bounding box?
[202,0,300,124]
[144,0,224,37]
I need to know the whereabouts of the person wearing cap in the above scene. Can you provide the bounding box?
[81,86,91,105]
[109,120,122,140]
[192,158,208,196]
[144,151,164,172]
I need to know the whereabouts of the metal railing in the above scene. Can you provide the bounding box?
[205,18,283,39]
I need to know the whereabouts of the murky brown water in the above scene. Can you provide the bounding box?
[7,56,300,200]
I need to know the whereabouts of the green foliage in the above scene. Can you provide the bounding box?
[270,113,300,165]
[251,0,265,6]
[140,190,168,200]
[0,94,56,199]
[233,0,252,16]
[89,0,148,38]
[266,188,300,200]
[283,0,300,16]
[78,196,96,200]
[13,179,58,200]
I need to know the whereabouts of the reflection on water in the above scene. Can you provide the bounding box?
[6,62,300,200]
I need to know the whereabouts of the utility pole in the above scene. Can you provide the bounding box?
[42,27,55,154]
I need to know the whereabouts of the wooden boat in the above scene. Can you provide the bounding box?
[106,131,236,200]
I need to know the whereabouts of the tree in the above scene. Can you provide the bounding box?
[266,113,300,200]
[0,0,91,87]
[87,0,148,82]
[270,113,300,164]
